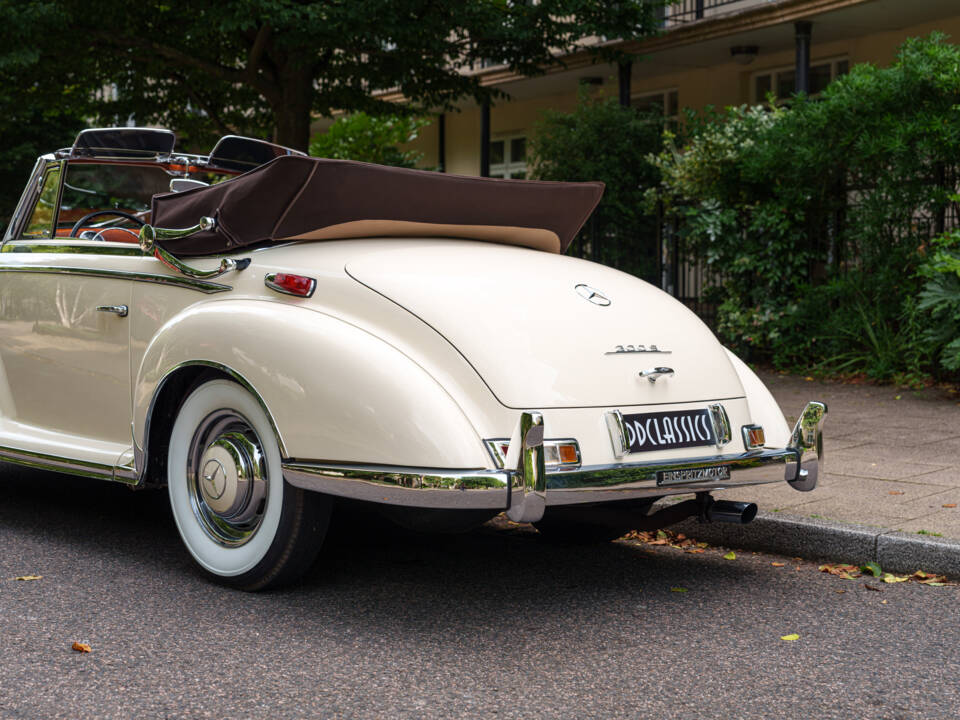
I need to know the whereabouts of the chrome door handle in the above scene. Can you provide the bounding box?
[97,304,128,317]
[640,367,674,383]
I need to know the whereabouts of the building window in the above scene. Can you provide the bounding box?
[632,89,680,126]
[490,136,527,179]
[752,57,849,103]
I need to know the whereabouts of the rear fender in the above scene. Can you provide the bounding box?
[134,300,490,471]
[723,349,790,448]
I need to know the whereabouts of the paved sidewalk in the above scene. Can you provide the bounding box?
[716,371,960,541]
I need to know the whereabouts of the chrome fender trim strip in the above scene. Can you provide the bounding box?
[0,266,231,294]
[0,444,136,484]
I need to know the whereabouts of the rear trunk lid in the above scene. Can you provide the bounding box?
[346,241,744,409]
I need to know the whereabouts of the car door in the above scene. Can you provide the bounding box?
[0,160,134,449]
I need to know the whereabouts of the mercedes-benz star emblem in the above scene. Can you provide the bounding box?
[575,283,611,306]
[202,458,227,500]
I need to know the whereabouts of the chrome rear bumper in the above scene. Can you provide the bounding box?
[283,401,827,524]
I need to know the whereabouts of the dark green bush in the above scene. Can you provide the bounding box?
[530,91,664,280]
[918,228,960,371]
[649,33,960,381]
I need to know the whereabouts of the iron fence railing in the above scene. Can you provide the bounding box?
[663,0,758,25]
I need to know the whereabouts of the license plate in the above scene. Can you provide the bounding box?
[657,465,731,486]
[621,408,716,454]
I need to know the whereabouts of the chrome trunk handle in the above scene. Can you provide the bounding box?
[639,367,674,383]
[139,217,249,280]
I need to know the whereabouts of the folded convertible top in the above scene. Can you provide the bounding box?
[151,156,604,257]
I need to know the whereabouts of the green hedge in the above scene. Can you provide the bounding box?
[648,33,960,382]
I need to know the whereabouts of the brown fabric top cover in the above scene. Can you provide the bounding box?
[151,156,604,257]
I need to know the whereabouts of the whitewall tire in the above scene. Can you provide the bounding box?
[167,378,331,590]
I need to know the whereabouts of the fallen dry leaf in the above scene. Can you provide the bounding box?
[685,548,705,554]
[863,583,883,592]
[819,563,862,580]
[13,575,42,581]
[670,587,688,593]
[780,634,800,641]
[771,562,785,567]
[943,504,957,509]
[883,573,910,583]
[888,491,905,496]
[71,642,91,654]
[881,600,888,604]
[909,571,954,587]
[723,551,736,560]
[835,589,846,594]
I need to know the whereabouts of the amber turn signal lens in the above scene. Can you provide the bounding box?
[742,425,765,449]
[558,443,579,464]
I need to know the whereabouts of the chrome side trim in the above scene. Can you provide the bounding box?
[135,360,289,484]
[0,266,231,294]
[2,241,145,256]
[0,444,136,484]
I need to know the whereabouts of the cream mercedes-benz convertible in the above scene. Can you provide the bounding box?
[1,127,826,589]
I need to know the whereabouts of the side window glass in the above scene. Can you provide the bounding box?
[22,165,62,238]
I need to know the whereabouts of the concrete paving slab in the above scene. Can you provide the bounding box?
[838,438,960,463]
[698,371,960,576]
[826,455,950,481]
[889,513,960,538]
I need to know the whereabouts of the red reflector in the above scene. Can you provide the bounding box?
[265,272,316,298]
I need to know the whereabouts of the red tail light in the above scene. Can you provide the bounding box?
[265,272,316,298]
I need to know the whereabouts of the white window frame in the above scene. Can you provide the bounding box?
[489,134,527,179]
[751,56,850,104]
[631,88,680,124]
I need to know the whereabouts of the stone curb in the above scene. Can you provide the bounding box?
[669,511,960,579]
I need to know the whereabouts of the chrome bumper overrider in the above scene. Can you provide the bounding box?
[282,402,827,524]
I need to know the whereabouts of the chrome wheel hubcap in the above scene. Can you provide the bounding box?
[187,410,269,546]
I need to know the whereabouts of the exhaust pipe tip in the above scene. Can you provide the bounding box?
[707,500,758,525]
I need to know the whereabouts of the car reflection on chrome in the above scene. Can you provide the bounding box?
[0,127,826,590]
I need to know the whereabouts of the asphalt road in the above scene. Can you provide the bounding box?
[1,464,958,720]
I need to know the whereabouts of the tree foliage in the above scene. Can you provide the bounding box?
[0,0,665,151]
[649,33,960,380]
[309,113,430,168]
[530,91,665,280]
